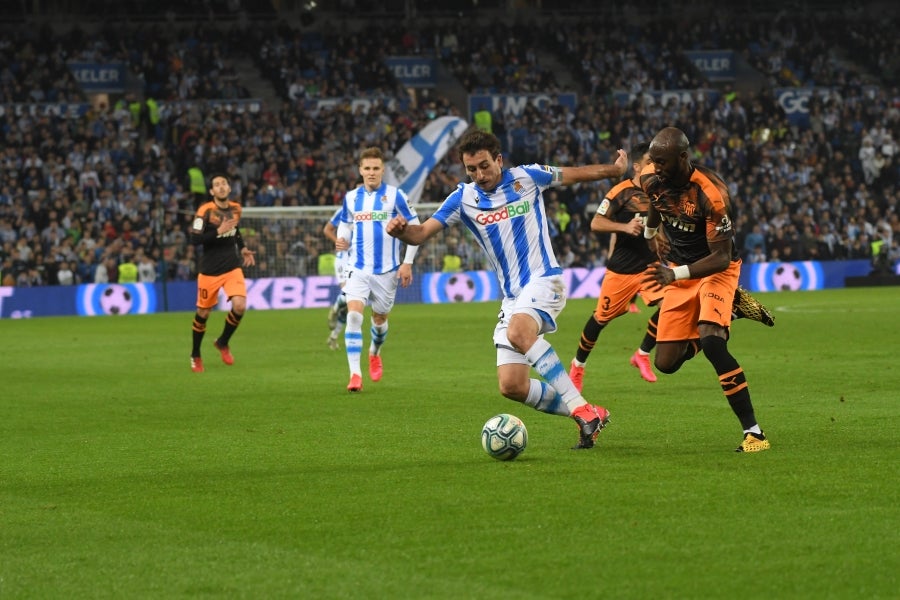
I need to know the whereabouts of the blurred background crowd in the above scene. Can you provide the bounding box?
[1,0,897,286]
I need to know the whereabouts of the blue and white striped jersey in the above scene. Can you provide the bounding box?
[432,164,563,299]
[339,182,420,275]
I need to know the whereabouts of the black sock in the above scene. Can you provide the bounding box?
[191,313,207,357]
[640,309,660,353]
[700,335,758,431]
[575,315,606,363]
[218,310,243,346]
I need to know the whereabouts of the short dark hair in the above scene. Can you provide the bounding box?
[207,172,230,188]
[630,142,650,162]
[457,129,501,161]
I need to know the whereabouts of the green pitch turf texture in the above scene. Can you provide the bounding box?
[2,287,898,599]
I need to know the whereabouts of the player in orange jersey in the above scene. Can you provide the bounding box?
[188,173,255,373]
[641,127,769,452]
[569,143,663,390]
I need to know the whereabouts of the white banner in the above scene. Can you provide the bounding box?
[383,116,469,204]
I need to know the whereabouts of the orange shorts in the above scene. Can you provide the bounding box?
[196,268,247,309]
[593,270,665,323]
[655,260,741,342]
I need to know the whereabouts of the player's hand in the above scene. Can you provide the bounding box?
[241,247,256,267]
[335,238,349,252]
[397,263,413,288]
[613,148,628,177]
[648,233,670,261]
[386,216,408,238]
[642,261,674,290]
[624,216,644,237]
[217,215,239,236]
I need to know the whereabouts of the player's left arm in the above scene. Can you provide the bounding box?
[397,261,413,288]
[234,228,256,267]
[642,236,731,290]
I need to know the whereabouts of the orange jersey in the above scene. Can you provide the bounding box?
[640,164,739,265]
[190,200,245,276]
[596,179,656,274]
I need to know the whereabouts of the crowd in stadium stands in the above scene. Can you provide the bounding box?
[0,8,898,287]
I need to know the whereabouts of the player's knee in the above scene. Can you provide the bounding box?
[346,311,364,329]
[699,335,729,363]
[653,345,682,374]
[654,359,679,375]
[498,378,528,402]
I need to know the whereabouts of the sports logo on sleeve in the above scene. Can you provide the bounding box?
[597,199,611,216]
[715,215,733,234]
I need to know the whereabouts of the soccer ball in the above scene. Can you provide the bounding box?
[772,263,802,291]
[481,413,528,461]
[445,273,476,302]
[99,284,133,315]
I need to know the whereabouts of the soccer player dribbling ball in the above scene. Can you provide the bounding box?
[387,129,628,450]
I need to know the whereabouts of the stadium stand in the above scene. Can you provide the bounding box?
[0,1,897,286]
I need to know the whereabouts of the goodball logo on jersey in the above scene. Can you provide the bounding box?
[476,200,530,225]
[354,211,390,221]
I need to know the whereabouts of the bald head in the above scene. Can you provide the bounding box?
[651,127,689,153]
[648,127,691,187]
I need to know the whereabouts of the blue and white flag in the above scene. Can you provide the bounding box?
[384,116,469,204]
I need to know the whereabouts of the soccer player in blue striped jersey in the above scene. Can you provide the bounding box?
[387,130,628,449]
[336,147,420,392]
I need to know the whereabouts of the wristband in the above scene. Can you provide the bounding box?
[672,265,691,280]
[643,226,658,239]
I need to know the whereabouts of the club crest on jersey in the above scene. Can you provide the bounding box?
[513,181,523,193]
[476,199,530,225]
[678,198,696,217]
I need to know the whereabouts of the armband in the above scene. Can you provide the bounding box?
[672,265,691,280]
[643,226,658,239]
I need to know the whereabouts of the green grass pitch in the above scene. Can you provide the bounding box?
[2,287,898,598]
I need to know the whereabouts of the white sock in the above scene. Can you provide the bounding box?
[524,338,586,414]
[370,320,388,356]
[744,425,762,435]
[524,379,568,416]
[345,311,363,375]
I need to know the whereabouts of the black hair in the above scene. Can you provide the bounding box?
[207,172,230,188]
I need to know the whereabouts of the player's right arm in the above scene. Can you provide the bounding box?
[190,205,236,246]
[591,213,643,237]
[386,216,443,246]
[643,203,669,261]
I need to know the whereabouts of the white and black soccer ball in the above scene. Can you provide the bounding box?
[481,413,528,461]
[772,263,802,291]
[99,284,133,315]
[444,273,476,302]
